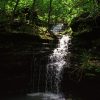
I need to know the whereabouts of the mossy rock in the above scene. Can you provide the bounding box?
[70,12,100,36]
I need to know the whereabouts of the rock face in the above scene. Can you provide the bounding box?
[70,12,100,79]
[0,33,57,95]
[70,12,100,37]
[0,53,32,95]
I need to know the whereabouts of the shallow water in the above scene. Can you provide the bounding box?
[27,92,66,100]
[1,93,66,100]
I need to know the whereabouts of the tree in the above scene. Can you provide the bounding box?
[48,0,53,26]
[32,0,36,11]
[30,0,37,23]
[12,0,20,21]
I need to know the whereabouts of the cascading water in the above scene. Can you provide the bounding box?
[45,35,70,94]
[27,24,71,100]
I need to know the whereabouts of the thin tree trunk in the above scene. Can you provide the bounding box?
[95,0,100,5]
[32,0,36,11]
[30,0,36,22]
[12,0,20,21]
[48,0,53,27]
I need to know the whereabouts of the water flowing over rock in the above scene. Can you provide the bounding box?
[45,35,70,93]
[50,23,64,34]
[28,36,70,100]
[50,23,67,35]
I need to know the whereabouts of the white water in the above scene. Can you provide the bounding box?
[45,35,70,93]
[27,92,65,100]
[50,23,64,34]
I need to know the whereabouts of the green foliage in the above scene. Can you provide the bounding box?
[75,50,93,81]
[70,49,100,81]
[0,0,99,24]
[0,0,100,36]
[80,50,92,69]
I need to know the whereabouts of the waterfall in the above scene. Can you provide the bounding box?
[45,35,70,93]
[50,23,64,34]
[27,24,71,100]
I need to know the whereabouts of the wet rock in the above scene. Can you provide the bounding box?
[0,32,57,95]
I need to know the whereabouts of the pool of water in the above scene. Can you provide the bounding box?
[1,93,66,100]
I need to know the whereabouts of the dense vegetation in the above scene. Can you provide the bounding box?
[0,0,100,32]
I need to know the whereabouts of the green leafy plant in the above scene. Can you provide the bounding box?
[69,49,95,82]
